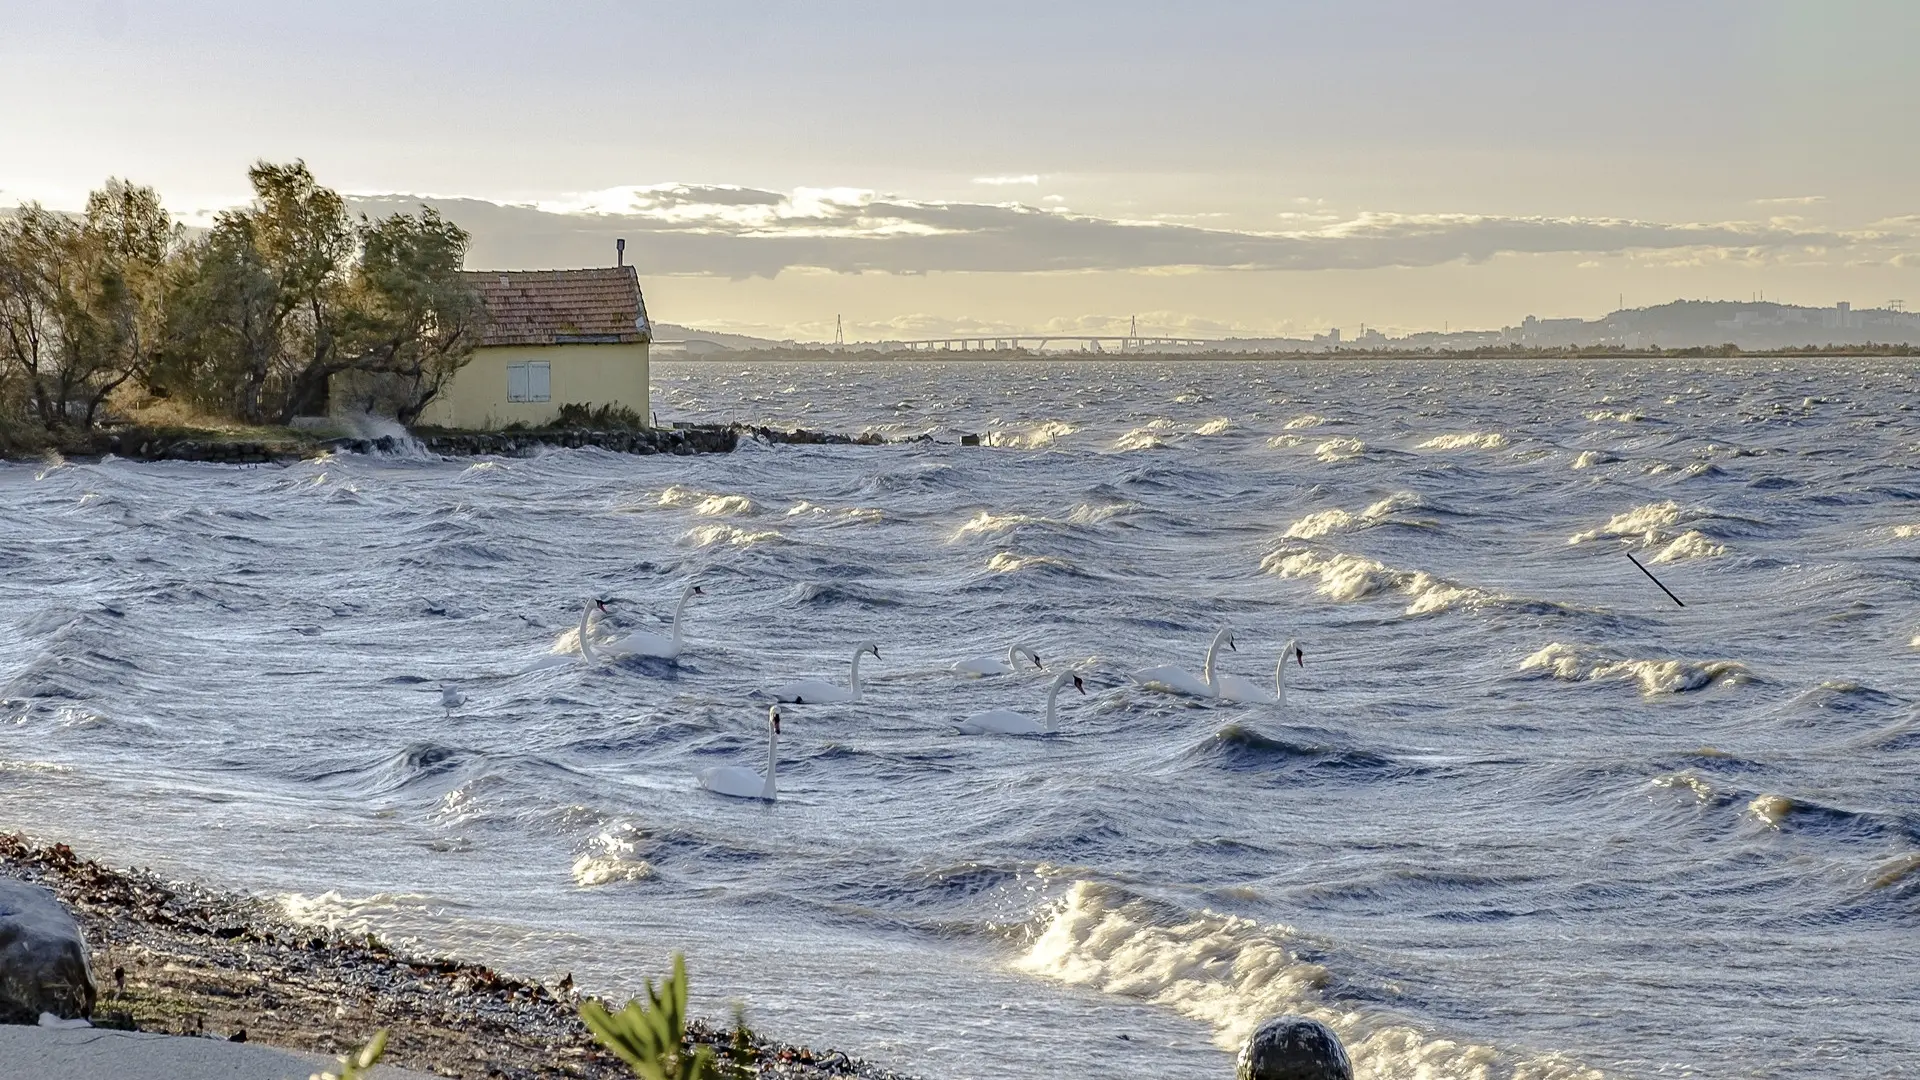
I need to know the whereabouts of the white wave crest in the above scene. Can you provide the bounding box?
[1265,434,1305,448]
[657,484,757,516]
[571,830,657,887]
[984,420,1078,449]
[1113,428,1172,452]
[1314,437,1367,462]
[1193,417,1234,436]
[1521,642,1749,695]
[1261,547,1494,616]
[1282,492,1426,539]
[785,501,884,523]
[1418,432,1509,450]
[1570,450,1616,470]
[986,552,1075,574]
[1284,414,1336,429]
[1585,409,1645,423]
[682,524,784,548]
[1018,880,1604,1079]
[954,511,1041,540]
[1651,771,1715,801]
[1567,501,1726,560]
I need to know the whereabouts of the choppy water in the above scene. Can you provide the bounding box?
[5,358,1920,1079]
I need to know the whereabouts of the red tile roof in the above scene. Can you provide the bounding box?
[462,266,652,347]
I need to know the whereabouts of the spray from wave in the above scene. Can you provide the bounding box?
[1016,880,1604,1079]
[1521,643,1749,695]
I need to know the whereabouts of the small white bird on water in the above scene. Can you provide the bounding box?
[698,705,783,802]
[957,670,1086,736]
[951,642,1044,678]
[440,685,466,717]
[772,641,881,704]
[1218,640,1304,706]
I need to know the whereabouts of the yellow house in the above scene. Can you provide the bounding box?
[415,265,652,430]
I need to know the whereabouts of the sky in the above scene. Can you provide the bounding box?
[3,0,1916,341]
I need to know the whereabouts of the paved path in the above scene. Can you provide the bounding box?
[0,1024,438,1080]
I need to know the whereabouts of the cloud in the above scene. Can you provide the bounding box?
[346,184,1903,279]
[972,175,1041,186]
[1752,195,1827,206]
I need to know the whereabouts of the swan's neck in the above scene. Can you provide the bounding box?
[579,603,599,662]
[762,725,778,799]
[1275,642,1294,708]
[1203,634,1227,696]
[1044,678,1063,731]
[1005,643,1020,667]
[849,650,865,702]
[669,589,692,645]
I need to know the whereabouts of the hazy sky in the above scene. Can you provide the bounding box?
[4,0,1915,340]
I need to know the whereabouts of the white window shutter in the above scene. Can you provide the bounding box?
[530,362,551,402]
[507,363,529,402]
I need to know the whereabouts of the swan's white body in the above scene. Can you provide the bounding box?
[699,706,780,801]
[952,643,1043,678]
[602,584,703,660]
[440,685,466,716]
[959,670,1085,735]
[773,642,880,704]
[1129,627,1236,698]
[1217,640,1303,705]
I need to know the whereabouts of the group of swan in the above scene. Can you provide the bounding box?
[502,592,1295,804]
[1127,627,1303,705]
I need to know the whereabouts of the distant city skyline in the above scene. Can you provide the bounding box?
[4,0,1915,340]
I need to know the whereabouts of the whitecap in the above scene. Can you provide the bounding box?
[1313,437,1366,463]
[656,484,757,517]
[1192,418,1234,436]
[1113,428,1171,452]
[1283,414,1336,429]
[1261,547,1496,616]
[571,830,657,887]
[682,524,783,548]
[1417,432,1508,450]
[1521,642,1748,695]
[986,552,1076,575]
[1017,880,1604,1078]
[1570,450,1616,470]
[984,420,1078,449]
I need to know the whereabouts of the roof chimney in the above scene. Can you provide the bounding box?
[616,238,626,267]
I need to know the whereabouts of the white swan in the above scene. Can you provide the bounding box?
[1128,627,1236,698]
[698,705,781,801]
[772,642,881,704]
[1218,640,1303,705]
[958,670,1085,735]
[951,643,1043,677]
[601,584,704,660]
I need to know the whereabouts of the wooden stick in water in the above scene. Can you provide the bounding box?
[1625,551,1685,607]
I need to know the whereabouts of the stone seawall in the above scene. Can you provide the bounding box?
[22,424,914,465]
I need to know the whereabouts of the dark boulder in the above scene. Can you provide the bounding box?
[1237,1016,1352,1080]
[0,880,97,1023]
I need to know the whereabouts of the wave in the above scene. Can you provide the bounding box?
[1262,546,1529,617]
[1282,492,1428,540]
[655,484,758,517]
[984,420,1078,449]
[1521,642,1750,695]
[784,501,884,524]
[1566,500,1730,560]
[571,827,658,887]
[1570,450,1617,469]
[1418,432,1509,451]
[986,552,1083,576]
[1585,409,1646,423]
[1192,417,1235,436]
[1283,414,1338,429]
[1313,437,1367,462]
[682,524,784,548]
[1113,427,1172,452]
[1185,723,1401,775]
[1016,880,1603,1079]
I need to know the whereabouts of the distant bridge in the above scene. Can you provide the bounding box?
[888,335,1218,353]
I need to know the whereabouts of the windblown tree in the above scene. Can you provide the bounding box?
[161,160,480,424]
[0,180,179,431]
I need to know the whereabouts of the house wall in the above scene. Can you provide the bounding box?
[414,342,650,430]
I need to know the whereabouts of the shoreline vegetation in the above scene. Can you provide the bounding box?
[0,833,914,1080]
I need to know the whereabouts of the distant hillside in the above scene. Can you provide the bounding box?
[649,323,795,352]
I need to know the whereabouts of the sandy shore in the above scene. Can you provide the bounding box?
[0,834,915,1079]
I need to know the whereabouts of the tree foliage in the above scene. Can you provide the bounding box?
[1,160,483,439]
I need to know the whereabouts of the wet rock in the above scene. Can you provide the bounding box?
[1237,1016,1352,1080]
[0,880,97,1023]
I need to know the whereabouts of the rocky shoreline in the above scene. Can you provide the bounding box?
[0,834,916,1080]
[4,422,917,466]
